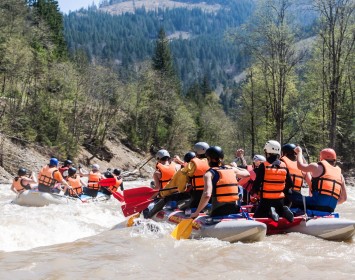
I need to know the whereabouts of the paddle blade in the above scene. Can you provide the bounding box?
[171,219,193,240]
[98,178,117,187]
[123,187,158,204]
[111,191,125,202]
[121,199,153,217]
[127,213,141,227]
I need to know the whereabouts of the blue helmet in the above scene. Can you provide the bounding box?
[49,158,59,166]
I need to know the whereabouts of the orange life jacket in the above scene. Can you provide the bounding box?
[313,160,342,199]
[67,175,83,196]
[156,162,176,189]
[191,158,210,191]
[88,171,101,190]
[12,177,30,192]
[281,156,304,192]
[262,161,287,199]
[38,166,59,188]
[212,167,240,203]
[103,176,123,193]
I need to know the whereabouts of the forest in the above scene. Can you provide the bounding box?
[0,0,354,166]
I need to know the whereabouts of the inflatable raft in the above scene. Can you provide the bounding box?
[254,215,355,241]
[150,209,267,242]
[148,208,355,242]
[12,190,110,207]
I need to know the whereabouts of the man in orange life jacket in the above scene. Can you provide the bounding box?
[37,158,70,194]
[80,164,103,197]
[66,167,87,197]
[294,146,347,213]
[281,143,312,209]
[190,146,250,218]
[144,149,183,218]
[10,168,37,195]
[252,140,294,222]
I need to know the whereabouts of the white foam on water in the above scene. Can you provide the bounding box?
[0,186,125,252]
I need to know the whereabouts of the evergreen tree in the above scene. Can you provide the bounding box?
[152,28,175,78]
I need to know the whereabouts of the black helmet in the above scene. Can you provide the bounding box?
[206,146,224,160]
[282,143,296,155]
[113,168,121,176]
[104,171,114,178]
[18,168,27,176]
[64,159,73,167]
[68,167,77,176]
[183,152,196,163]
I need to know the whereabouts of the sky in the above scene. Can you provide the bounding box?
[57,0,101,14]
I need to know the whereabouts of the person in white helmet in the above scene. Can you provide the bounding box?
[144,149,183,218]
[161,142,211,212]
[251,140,294,222]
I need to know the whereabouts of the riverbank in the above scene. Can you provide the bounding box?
[0,134,154,184]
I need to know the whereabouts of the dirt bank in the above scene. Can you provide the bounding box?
[0,135,155,184]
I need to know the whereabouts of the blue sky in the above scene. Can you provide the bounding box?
[57,0,101,14]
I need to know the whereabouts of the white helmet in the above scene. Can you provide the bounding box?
[156,149,170,160]
[264,140,281,155]
[92,164,100,170]
[193,142,209,155]
[253,155,266,162]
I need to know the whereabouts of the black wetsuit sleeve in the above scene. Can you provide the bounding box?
[252,164,264,193]
[284,170,294,194]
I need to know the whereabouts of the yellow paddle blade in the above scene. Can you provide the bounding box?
[171,219,193,240]
[126,213,140,227]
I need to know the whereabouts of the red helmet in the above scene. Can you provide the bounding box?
[320,148,336,161]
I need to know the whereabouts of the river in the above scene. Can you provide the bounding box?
[1,180,354,279]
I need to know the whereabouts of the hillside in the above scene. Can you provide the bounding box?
[0,134,155,184]
[99,0,222,14]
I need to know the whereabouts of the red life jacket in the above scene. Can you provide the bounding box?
[281,156,304,192]
[190,158,210,191]
[262,161,287,199]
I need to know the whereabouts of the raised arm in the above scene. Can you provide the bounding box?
[294,146,323,177]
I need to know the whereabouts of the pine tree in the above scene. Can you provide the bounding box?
[152,28,175,78]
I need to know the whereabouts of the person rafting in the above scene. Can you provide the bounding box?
[99,169,123,196]
[251,140,294,222]
[113,168,124,191]
[80,164,103,197]
[58,159,73,179]
[172,151,196,168]
[294,146,347,213]
[144,149,183,218]
[235,154,266,205]
[66,167,86,198]
[37,158,70,194]
[190,146,250,218]
[281,143,312,209]
[10,168,37,195]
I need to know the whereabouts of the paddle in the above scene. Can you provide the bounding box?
[171,218,194,240]
[98,178,117,187]
[301,185,309,218]
[121,198,154,217]
[123,186,178,204]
